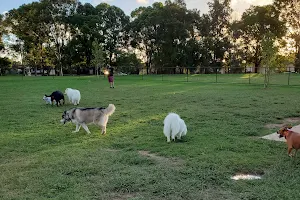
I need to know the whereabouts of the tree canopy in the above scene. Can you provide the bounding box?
[0,0,297,75]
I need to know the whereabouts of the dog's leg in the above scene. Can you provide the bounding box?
[177,133,182,140]
[293,149,298,158]
[81,123,91,134]
[288,147,294,157]
[72,124,81,133]
[100,125,106,135]
[171,132,176,142]
[166,136,171,143]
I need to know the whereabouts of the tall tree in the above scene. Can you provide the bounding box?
[130,2,164,74]
[40,0,79,76]
[69,3,101,69]
[261,33,278,88]
[274,0,300,72]
[91,38,105,76]
[130,0,201,73]
[198,0,232,72]
[154,0,201,72]
[95,3,130,64]
[4,2,49,75]
[0,14,4,51]
[233,5,285,72]
[152,1,189,71]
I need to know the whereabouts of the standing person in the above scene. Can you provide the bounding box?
[107,65,114,88]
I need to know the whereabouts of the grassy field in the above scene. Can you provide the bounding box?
[1,75,300,199]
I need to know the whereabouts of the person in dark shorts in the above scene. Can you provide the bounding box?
[107,65,114,88]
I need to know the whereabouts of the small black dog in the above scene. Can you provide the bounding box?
[45,91,65,106]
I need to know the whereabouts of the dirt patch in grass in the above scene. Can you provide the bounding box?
[138,150,184,167]
[264,117,300,129]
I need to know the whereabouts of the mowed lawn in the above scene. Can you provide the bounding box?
[2,75,300,200]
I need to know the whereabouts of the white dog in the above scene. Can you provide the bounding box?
[43,95,52,104]
[65,88,81,105]
[163,113,187,142]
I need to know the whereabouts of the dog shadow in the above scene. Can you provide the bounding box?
[174,138,187,143]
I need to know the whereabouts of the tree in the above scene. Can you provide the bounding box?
[40,0,79,76]
[91,38,105,76]
[116,52,142,74]
[274,54,294,72]
[233,5,285,73]
[198,0,232,73]
[261,33,278,88]
[153,1,201,73]
[130,2,163,74]
[130,0,201,74]
[0,57,11,75]
[0,14,4,51]
[4,2,50,76]
[93,3,130,65]
[274,0,300,72]
[68,3,98,71]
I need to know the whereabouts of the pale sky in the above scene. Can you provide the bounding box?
[1,0,273,16]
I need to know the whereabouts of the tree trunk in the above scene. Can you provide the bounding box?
[60,65,63,76]
[35,66,37,76]
[254,62,259,73]
[146,62,149,75]
[109,52,113,65]
[295,48,300,73]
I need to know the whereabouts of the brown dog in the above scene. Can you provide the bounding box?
[277,125,300,157]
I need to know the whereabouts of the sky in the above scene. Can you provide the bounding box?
[1,0,273,17]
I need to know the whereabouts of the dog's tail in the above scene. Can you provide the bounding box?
[103,104,116,116]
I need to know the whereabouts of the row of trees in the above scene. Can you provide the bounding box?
[0,0,299,75]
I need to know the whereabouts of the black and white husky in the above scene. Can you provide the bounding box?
[60,104,116,134]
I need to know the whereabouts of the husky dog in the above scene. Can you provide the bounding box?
[163,113,187,142]
[65,88,81,105]
[60,104,116,134]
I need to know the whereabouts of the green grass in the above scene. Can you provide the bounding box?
[1,75,300,199]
